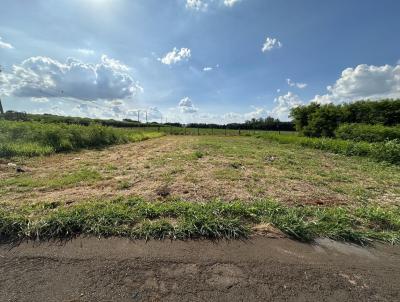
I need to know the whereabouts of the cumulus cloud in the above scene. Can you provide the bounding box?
[186,0,241,12]
[159,47,191,65]
[203,67,213,71]
[0,36,13,49]
[30,97,49,103]
[262,37,282,53]
[0,55,142,101]
[179,97,198,113]
[244,107,268,120]
[311,64,400,104]
[186,0,208,11]
[287,78,307,89]
[271,92,303,120]
[224,0,241,7]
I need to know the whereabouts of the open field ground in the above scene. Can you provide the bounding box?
[1,237,400,301]
[1,135,399,206]
[1,135,399,243]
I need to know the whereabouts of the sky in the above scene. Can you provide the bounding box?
[0,0,400,123]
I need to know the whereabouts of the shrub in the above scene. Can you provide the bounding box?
[257,132,400,165]
[336,123,400,143]
[290,99,400,137]
[0,120,163,158]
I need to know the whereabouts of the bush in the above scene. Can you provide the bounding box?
[336,124,400,143]
[290,99,400,137]
[257,132,400,165]
[0,120,163,158]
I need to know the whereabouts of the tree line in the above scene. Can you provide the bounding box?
[2,111,295,131]
[290,99,400,137]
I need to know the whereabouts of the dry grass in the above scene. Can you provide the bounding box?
[1,135,399,206]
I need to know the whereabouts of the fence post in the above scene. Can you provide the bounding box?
[239,127,241,136]
[225,126,227,136]
[197,127,200,136]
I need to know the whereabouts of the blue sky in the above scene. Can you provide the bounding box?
[1,0,399,123]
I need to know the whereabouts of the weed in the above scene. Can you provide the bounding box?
[1,198,398,244]
[193,150,204,159]
[0,120,164,158]
[117,180,132,190]
[256,132,400,165]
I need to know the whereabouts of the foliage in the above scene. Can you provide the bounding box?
[257,132,400,165]
[290,99,400,137]
[0,198,399,244]
[0,120,163,158]
[336,123,400,142]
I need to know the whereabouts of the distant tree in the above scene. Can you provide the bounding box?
[290,99,400,137]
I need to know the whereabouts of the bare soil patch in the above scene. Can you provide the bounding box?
[1,237,399,301]
[1,135,399,206]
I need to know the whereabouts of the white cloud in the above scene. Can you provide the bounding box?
[311,64,400,104]
[203,66,213,71]
[159,47,191,65]
[186,0,241,12]
[287,78,307,89]
[271,92,303,120]
[224,0,241,7]
[76,48,95,56]
[244,106,268,120]
[262,37,282,53]
[0,55,142,101]
[186,0,208,11]
[30,97,49,103]
[0,36,13,49]
[178,97,198,113]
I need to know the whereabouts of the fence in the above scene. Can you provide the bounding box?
[127,125,295,136]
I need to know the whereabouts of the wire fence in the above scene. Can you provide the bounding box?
[127,125,295,136]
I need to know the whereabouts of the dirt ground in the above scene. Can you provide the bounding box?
[1,237,399,302]
[1,135,399,206]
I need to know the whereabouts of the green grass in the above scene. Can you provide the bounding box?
[256,132,400,165]
[0,120,164,158]
[0,198,399,244]
[1,168,102,191]
[336,123,400,143]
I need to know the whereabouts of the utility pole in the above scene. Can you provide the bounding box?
[0,98,4,115]
[137,110,140,123]
[0,65,3,115]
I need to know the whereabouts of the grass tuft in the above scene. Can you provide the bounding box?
[0,198,398,244]
[0,120,164,158]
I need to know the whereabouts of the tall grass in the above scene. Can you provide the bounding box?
[336,123,400,142]
[0,198,399,244]
[257,132,400,165]
[0,120,163,158]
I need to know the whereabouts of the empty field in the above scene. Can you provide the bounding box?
[1,135,399,206]
[1,134,399,243]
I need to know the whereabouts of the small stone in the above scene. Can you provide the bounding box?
[156,186,171,197]
[265,156,277,163]
[16,167,26,173]
[7,163,17,168]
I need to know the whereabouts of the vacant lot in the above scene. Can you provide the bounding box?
[1,135,399,206]
[1,134,399,244]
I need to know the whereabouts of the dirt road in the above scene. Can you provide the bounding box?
[1,238,399,302]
